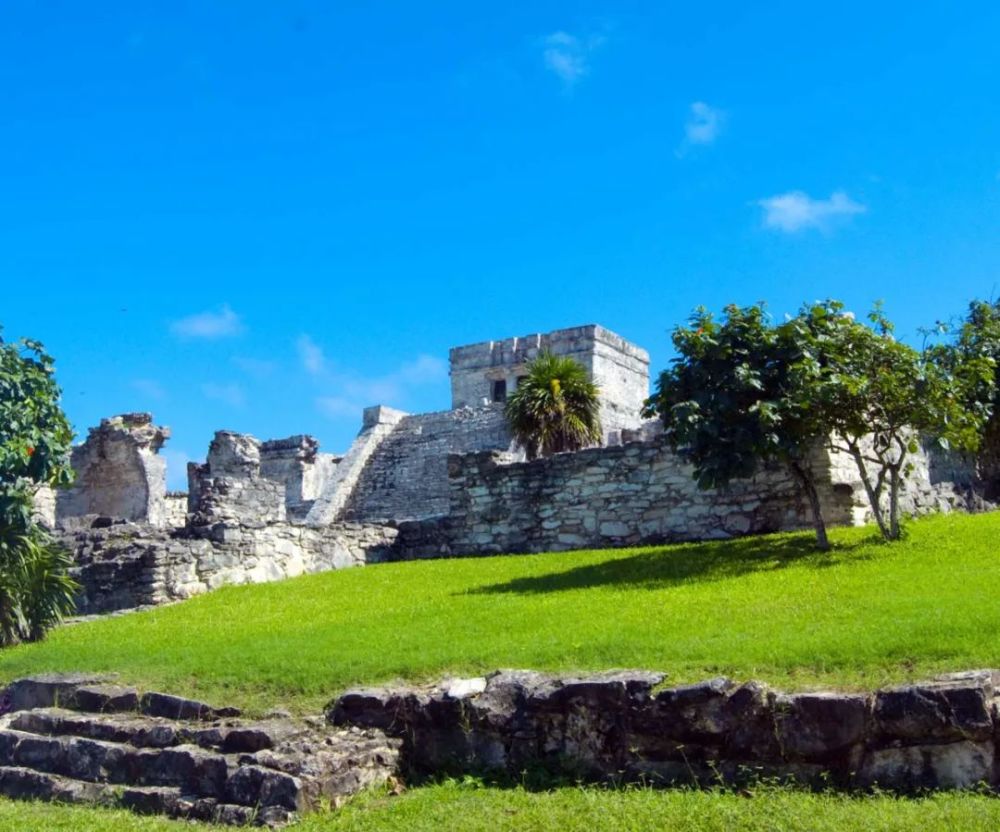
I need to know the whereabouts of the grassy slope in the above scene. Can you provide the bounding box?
[0,512,998,714]
[5,785,1000,831]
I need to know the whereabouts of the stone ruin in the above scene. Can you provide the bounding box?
[6,323,1000,824]
[55,414,172,527]
[31,323,989,615]
[0,673,400,826]
[2,666,999,825]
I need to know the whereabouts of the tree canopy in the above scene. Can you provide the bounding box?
[645,300,994,545]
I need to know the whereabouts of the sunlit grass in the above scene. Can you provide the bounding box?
[0,512,997,715]
[6,783,1000,831]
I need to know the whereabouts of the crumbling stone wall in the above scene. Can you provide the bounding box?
[163,493,188,529]
[392,435,979,559]
[259,435,338,518]
[56,414,170,527]
[65,519,398,615]
[187,430,340,526]
[331,668,1000,793]
[187,432,287,527]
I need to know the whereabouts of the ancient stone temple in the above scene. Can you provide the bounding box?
[449,324,650,439]
[36,323,984,615]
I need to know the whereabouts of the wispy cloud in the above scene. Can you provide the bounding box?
[300,344,448,421]
[201,381,245,407]
[296,334,326,375]
[233,356,278,379]
[542,31,604,87]
[132,379,166,400]
[316,396,359,419]
[756,190,867,233]
[681,101,725,150]
[170,305,244,339]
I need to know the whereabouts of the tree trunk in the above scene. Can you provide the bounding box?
[888,465,902,540]
[848,446,891,540]
[788,460,830,551]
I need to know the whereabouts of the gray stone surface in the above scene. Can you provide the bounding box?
[342,405,518,522]
[449,324,650,437]
[329,668,1000,793]
[56,414,170,527]
[393,433,985,558]
[62,519,397,615]
[0,677,401,826]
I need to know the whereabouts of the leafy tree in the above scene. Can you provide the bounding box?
[505,352,602,460]
[786,301,992,541]
[0,331,78,644]
[646,300,992,547]
[925,299,1000,496]
[643,303,834,549]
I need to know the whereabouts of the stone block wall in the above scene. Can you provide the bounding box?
[824,437,982,526]
[392,435,980,559]
[187,432,287,527]
[342,405,517,523]
[305,406,409,526]
[163,493,188,529]
[330,668,1000,793]
[259,435,338,518]
[65,520,398,615]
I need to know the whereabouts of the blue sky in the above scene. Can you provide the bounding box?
[3,1,1000,488]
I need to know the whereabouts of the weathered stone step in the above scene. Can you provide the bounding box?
[9,707,297,754]
[0,728,230,798]
[0,765,270,825]
[0,674,402,826]
[0,764,115,806]
[4,675,241,722]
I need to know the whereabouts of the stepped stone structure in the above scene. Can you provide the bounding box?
[32,322,989,614]
[0,674,399,826]
[3,668,1000,824]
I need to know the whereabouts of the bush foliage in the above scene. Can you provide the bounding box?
[0,331,77,643]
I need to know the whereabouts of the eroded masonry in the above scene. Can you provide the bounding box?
[36,324,985,614]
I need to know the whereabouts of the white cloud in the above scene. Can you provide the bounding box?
[311,353,448,421]
[201,382,245,407]
[316,396,358,419]
[396,354,447,385]
[297,334,326,375]
[542,31,604,87]
[170,305,244,339]
[756,190,867,233]
[684,101,724,146]
[132,379,166,400]
[233,356,278,379]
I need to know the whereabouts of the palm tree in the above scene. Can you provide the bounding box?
[504,352,603,459]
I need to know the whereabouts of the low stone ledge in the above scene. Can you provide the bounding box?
[328,668,1000,792]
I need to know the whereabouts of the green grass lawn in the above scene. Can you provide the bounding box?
[3,511,1000,829]
[0,511,998,714]
[5,784,1000,831]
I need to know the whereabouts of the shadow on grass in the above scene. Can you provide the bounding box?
[466,533,878,596]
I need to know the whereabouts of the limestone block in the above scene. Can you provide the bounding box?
[858,741,994,790]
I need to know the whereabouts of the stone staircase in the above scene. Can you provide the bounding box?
[0,674,400,826]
